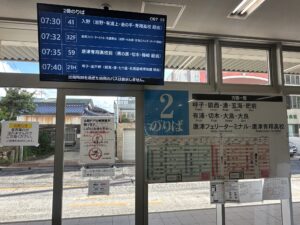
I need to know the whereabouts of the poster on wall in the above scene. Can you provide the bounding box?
[80,116,115,164]
[144,90,289,183]
[0,121,39,146]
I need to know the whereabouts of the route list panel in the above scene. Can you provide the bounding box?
[146,136,270,183]
[37,4,166,84]
[145,90,289,183]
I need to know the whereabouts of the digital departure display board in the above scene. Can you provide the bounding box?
[37,4,166,85]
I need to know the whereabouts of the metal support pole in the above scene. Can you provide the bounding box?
[281,199,293,225]
[216,204,225,225]
[208,40,217,92]
[135,91,147,225]
[272,43,283,93]
[19,146,23,162]
[52,89,66,225]
[215,38,225,225]
[281,177,294,225]
[214,39,222,92]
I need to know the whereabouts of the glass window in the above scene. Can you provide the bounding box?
[286,95,300,220]
[289,95,300,109]
[164,44,207,83]
[286,74,291,84]
[149,182,216,225]
[0,87,56,223]
[291,75,296,85]
[0,60,39,74]
[62,96,136,224]
[296,76,300,85]
[283,51,300,86]
[292,96,296,108]
[226,201,282,225]
[222,47,270,85]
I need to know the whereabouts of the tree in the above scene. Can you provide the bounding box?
[0,88,36,163]
[0,88,36,120]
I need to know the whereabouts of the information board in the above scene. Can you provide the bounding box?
[146,136,270,182]
[145,90,290,183]
[37,3,166,84]
[189,94,285,136]
[146,136,213,182]
[0,121,39,146]
[80,116,115,164]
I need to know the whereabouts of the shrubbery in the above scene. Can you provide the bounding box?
[24,131,54,160]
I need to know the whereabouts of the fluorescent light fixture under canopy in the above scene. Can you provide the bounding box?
[228,0,266,19]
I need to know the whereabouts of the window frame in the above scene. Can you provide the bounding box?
[282,46,300,93]
[217,41,280,94]
[0,36,296,225]
[165,37,214,92]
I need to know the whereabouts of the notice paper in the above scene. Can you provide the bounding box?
[210,181,225,203]
[263,177,290,200]
[225,180,239,202]
[239,180,263,203]
[0,121,39,146]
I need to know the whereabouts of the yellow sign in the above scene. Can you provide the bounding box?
[9,123,32,129]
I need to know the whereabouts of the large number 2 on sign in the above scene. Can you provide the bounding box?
[160,94,174,119]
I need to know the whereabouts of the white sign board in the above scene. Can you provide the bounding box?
[263,177,290,200]
[145,91,290,183]
[88,180,110,195]
[0,121,39,146]
[80,116,115,164]
[189,94,289,179]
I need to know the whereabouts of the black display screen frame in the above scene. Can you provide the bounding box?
[37,3,167,85]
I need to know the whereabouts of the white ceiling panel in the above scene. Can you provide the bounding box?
[0,0,299,42]
[1,0,300,74]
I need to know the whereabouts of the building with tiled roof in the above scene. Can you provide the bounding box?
[18,98,113,124]
[17,98,113,147]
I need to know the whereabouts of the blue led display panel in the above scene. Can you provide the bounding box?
[37,4,166,85]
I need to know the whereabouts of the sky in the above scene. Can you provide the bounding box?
[0,61,38,73]
[0,61,22,73]
[0,61,118,112]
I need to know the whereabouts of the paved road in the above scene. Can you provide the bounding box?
[0,165,210,223]
[1,159,300,223]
